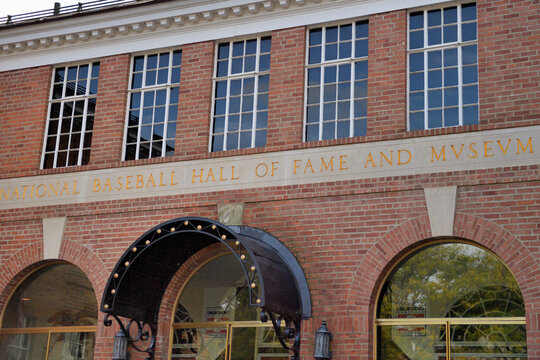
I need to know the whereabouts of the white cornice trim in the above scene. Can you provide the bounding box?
[0,0,440,72]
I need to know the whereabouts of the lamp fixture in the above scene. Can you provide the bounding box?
[112,330,128,360]
[314,320,332,359]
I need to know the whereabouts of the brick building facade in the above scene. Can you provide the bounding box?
[0,0,538,359]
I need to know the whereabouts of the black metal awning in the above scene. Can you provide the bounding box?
[101,217,310,359]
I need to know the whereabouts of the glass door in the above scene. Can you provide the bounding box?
[171,322,289,360]
[376,318,527,360]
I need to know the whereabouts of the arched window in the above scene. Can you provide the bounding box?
[376,242,527,359]
[170,254,288,359]
[0,263,97,360]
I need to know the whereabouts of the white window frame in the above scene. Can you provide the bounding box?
[209,35,271,152]
[304,19,369,142]
[41,61,99,169]
[407,2,478,130]
[123,49,182,161]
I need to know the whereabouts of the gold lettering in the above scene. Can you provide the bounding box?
[231,166,239,180]
[146,174,155,188]
[30,185,35,198]
[35,184,47,198]
[271,162,278,177]
[320,157,334,172]
[22,185,29,199]
[431,146,446,162]
[103,178,112,192]
[451,144,465,159]
[159,172,168,187]
[219,167,228,181]
[484,141,494,157]
[339,155,349,170]
[304,159,315,174]
[517,137,533,154]
[255,163,268,177]
[497,139,511,154]
[73,181,80,195]
[467,143,478,158]
[60,182,70,195]
[398,150,411,165]
[205,168,216,183]
[380,151,393,167]
[364,153,376,168]
[11,187,19,200]
[171,171,179,186]
[93,179,101,193]
[136,175,144,189]
[293,160,301,175]
[49,183,59,196]
[0,187,10,201]
[126,176,133,190]
[192,169,204,183]
[116,177,124,191]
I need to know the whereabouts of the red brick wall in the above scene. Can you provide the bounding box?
[477,0,540,128]
[0,66,51,178]
[367,10,407,140]
[0,1,538,359]
[266,27,305,150]
[174,41,214,160]
[90,54,130,167]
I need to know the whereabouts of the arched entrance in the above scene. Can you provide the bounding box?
[101,217,310,359]
[375,242,527,359]
[170,253,289,359]
[0,262,98,360]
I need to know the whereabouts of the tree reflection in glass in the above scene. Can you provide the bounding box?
[377,242,527,360]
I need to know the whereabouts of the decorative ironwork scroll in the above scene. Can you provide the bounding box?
[260,309,302,360]
[104,313,156,359]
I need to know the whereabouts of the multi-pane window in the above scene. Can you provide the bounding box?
[42,62,99,168]
[305,21,368,142]
[211,37,271,152]
[408,3,478,130]
[124,50,182,160]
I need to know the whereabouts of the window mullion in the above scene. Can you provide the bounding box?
[252,76,260,148]
[163,87,172,157]
[237,78,245,150]
[44,330,52,360]
[223,79,231,150]
[135,90,143,160]
[318,66,325,141]
[164,50,173,156]
[319,27,326,141]
[52,100,65,169]
[350,59,355,137]
[423,51,429,129]
[77,99,89,166]
[445,321,450,360]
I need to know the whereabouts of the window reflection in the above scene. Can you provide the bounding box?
[379,243,524,319]
[211,37,271,152]
[408,3,478,130]
[124,50,181,160]
[172,254,287,359]
[43,62,98,169]
[0,264,97,360]
[376,243,527,360]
